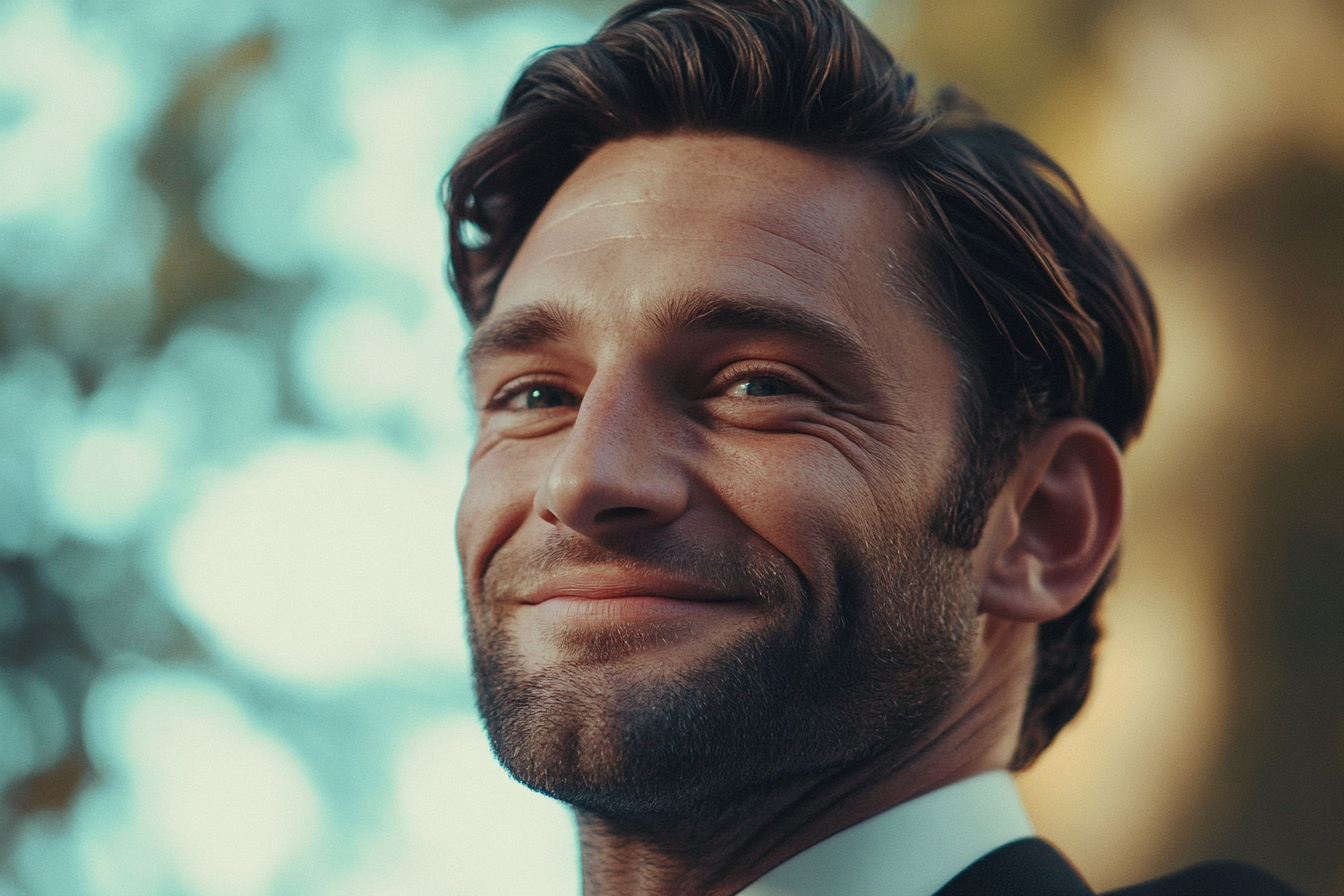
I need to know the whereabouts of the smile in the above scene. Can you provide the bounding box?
[516,573,752,627]
[530,594,751,626]
[523,575,742,605]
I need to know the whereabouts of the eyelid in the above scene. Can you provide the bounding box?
[484,373,578,410]
[712,360,819,397]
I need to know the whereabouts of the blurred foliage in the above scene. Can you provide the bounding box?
[143,34,275,343]
[1,0,1340,892]
[899,0,1344,891]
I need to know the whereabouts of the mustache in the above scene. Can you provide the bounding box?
[480,531,804,604]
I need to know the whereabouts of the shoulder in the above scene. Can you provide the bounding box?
[1103,861,1304,896]
[936,839,1093,895]
[937,839,1303,896]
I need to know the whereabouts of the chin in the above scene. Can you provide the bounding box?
[472,599,974,829]
[465,521,979,828]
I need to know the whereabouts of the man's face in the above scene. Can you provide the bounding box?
[458,133,982,821]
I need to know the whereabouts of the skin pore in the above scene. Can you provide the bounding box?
[456,133,1124,896]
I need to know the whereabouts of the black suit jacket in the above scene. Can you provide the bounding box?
[933,839,1303,896]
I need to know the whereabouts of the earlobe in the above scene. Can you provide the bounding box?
[977,419,1125,623]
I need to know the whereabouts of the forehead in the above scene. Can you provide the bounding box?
[491,132,924,338]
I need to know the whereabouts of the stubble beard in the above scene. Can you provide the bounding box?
[467,522,978,831]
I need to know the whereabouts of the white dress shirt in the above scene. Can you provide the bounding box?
[737,770,1035,896]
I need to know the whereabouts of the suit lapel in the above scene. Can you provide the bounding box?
[934,838,1095,896]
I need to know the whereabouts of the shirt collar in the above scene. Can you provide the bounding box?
[738,770,1035,896]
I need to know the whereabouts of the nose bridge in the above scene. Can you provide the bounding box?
[564,367,653,474]
[536,362,689,533]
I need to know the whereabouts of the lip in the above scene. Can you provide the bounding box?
[520,573,741,606]
[509,570,756,648]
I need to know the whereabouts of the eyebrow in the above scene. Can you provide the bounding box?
[465,289,878,374]
[465,301,580,367]
[656,290,878,372]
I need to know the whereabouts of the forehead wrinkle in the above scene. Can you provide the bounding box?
[529,196,651,238]
[533,193,837,259]
[536,233,722,265]
[726,217,835,265]
[717,252,818,287]
[531,220,839,282]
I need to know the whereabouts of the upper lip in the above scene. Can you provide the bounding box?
[520,571,740,605]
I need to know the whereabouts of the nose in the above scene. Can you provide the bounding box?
[534,373,690,537]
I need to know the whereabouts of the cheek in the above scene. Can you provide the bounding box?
[702,427,954,580]
[456,445,544,586]
[705,436,886,573]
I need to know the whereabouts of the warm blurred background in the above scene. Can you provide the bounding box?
[0,0,1339,893]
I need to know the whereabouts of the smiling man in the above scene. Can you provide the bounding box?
[443,2,1296,895]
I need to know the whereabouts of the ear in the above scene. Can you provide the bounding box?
[976,418,1125,623]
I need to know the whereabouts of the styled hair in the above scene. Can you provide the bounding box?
[443,0,1159,768]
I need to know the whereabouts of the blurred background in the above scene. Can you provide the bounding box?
[0,0,1339,893]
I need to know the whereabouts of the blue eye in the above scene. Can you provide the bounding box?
[728,375,799,398]
[519,384,577,409]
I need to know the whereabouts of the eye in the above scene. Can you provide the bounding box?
[493,381,579,411]
[723,373,802,399]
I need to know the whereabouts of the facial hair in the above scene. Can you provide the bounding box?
[466,521,978,830]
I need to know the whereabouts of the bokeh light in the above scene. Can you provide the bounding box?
[163,437,466,688]
[1,0,1340,893]
[1,0,595,892]
[75,669,324,896]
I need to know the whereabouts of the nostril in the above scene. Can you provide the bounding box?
[592,506,653,524]
[537,438,691,532]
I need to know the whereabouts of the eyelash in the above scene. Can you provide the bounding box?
[484,361,815,412]
[485,375,577,411]
[712,361,813,398]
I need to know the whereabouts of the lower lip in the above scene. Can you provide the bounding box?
[530,596,746,624]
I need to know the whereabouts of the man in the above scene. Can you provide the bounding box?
[444,1,1300,893]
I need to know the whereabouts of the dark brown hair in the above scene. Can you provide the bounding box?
[443,0,1159,769]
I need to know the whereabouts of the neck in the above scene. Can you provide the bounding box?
[572,618,1035,896]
